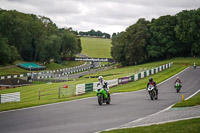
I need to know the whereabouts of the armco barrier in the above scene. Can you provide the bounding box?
[134,73,139,81]
[0,92,20,103]
[138,73,141,80]
[118,77,131,84]
[0,62,88,80]
[107,79,118,87]
[77,79,119,95]
[93,82,99,91]
[85,83,93,93]
[76,84,85,95]
[141,72,144,78]
[131,75,134,81]
[76,63,172,95]
[149,69,152,75]
[145,71,148,77]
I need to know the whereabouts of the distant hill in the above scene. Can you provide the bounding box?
[81,37,112,58]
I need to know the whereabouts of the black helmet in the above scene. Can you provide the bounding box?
[149,77,153,82]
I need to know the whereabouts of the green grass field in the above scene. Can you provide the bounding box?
[101,117,200,133]
[81,37,112,58]
[0,61,84,76]
[0,57,199,111]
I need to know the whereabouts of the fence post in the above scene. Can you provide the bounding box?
[65,85,67,96]
[72,85,74,96]
[58,86,60,99]
[39,89,40,100]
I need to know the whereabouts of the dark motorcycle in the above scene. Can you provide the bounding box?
[174,82,181,93]
[194,65,196,69]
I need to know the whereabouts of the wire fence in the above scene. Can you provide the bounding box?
[38,84,74,100]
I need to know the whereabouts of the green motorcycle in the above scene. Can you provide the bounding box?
[96,86,111,105]
[175,82,181,93]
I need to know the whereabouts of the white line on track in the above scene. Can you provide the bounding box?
[97,67,200,133]
[98,116,200,133]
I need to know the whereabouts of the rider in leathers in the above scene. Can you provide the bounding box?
[147,77,158,95]
[97,76,109,93]
[174,77,182,87]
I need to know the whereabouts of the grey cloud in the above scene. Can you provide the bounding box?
[1,0,200,34]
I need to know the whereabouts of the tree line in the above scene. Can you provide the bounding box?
[0,9,82,65]
[79,29,111,39]
[111,8,200,66]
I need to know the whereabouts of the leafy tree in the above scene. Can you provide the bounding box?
[77,37,82,53]
[40,35,61,64]
[111,32,126,65]
[112,33,117,38]
[111,18,151,66]
[0,9,81,65]
[60,30,79,57]
[0,35,10,64]
[79,29,111,38]
[0,35,20,64]
[124,18,151,65]
[148,15,180,59]
[175,9,200,56]
[9,45,21,63]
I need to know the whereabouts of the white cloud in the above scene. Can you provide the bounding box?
[1,0,200,34]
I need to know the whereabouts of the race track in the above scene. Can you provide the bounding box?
[0,67,200,133]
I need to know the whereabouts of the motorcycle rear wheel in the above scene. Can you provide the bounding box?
[106,95,111,104]
[155,94,158,100]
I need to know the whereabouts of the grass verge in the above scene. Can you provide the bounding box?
[101,117,200,133]
[110,64,185,93]
[173,91,200,107]
[83,57,193,81]
[0,59,187,112]
[0,57,199,111]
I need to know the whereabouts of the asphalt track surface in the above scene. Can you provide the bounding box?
[0,67,200,133]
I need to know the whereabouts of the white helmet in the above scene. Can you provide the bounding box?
[98,76,103,82]
[176,77,179,79]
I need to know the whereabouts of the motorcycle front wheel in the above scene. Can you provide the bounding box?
[149,91,154,100]
[98,95,103,105]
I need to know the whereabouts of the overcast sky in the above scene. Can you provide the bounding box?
[1,0,200,34]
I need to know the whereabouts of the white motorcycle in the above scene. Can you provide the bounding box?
[147,84,158,100]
